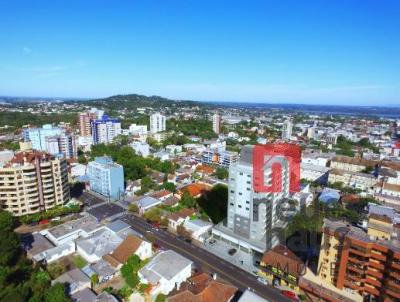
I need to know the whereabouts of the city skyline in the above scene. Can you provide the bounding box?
[0,0,399,105]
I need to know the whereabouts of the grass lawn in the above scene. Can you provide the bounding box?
[72,255,88,269]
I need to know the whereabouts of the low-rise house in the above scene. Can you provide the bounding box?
[238,290,269,302]
[167,208,196,231]
[381,182,400,198]
[126,180,141,195]
[82,259,117,284]
[76,228,124,263]
[24,232,54,261]
[258,244,305,291]
[177,183,212,199]
[167,272,237,302]
[52,268,91,295]
[43,215,103,246]
[138,196,162,214]
[150,171,165,185]
[35,242,75,263]
[152,190,173,201]
[138,250,193,296]
[183,219,213,242]
[319,188,341,204]
[71,287,97,302]
[103,235,152,268]
[195,164,216,177]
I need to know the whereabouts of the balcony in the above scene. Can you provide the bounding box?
[368,259,385,270]
[370,250,387,261]
[363,283,380,297]
[366,268,383,279]
[349,248,370,257]
[365,276,382,287]
[388,279,400,290]
[347,265,364,275]
[386,288,400,300]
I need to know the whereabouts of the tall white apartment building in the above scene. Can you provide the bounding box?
[212,113,221,134]
[150,113,166,134]
[281,119,293,140]
[212,145,292,253]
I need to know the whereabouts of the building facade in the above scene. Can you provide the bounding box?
[282,119,293,140]
[150,113,166,133]
[0,151,70,216]
[212,113,221,134]
[317,214,400,302]
[212,145,294,253]
[91,115,122,144]
[87,156,124,201]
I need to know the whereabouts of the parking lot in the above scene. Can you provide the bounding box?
[203,237,258,273]
[78,191,107,209]
[87,203,125,221]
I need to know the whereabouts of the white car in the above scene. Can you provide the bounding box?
[257,277,268,285]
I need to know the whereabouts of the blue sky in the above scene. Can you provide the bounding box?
[0,0,399,105]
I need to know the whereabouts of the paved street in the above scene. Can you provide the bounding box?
[121,214,291,302]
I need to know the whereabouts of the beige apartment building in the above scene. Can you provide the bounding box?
[0,151,70,216]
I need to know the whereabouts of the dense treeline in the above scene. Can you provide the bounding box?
[0,211,71,301]
[166,118,217,139]
[0,111,77,128]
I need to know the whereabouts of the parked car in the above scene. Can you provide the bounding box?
[228,248,237,255]
[257,277,268,285]
[281,290,299,301]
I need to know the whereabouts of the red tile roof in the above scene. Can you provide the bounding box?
[167,273,237,302]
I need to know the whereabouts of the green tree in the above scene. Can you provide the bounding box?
[214,167,228,180]
[155,294,166,302]
[180,191,195,208]
[44,283,71,302]
[143,208,162,223]
[91,273,99,289]
[163,182,176,192]
[121,255,142,288]
[129,203,139,214]
[0,211,20,266]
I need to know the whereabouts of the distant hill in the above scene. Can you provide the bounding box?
[80,93,205,111]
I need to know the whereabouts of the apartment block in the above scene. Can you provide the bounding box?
[87,156,124,201]
[91,115,122,144]
[212,113,221,134]
[0,151,70,216]
[79,108,104,136]
[317,206,400,302]
[202,149,238,168]
[150,113,166,133]
[212,145,294,253]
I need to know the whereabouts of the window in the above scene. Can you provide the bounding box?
[238,205,242,208]
[246,207,249,210]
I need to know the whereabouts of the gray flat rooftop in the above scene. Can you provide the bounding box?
[139,250,192,284]
[47,215,100,239]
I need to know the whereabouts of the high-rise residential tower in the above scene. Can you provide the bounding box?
[212,145,293,253]
[87,156,124,201]
[150,113,166,134]
[91,115,122,144]
[0,151,70,216]
[282,119,293,140]
[212,113,221,134]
